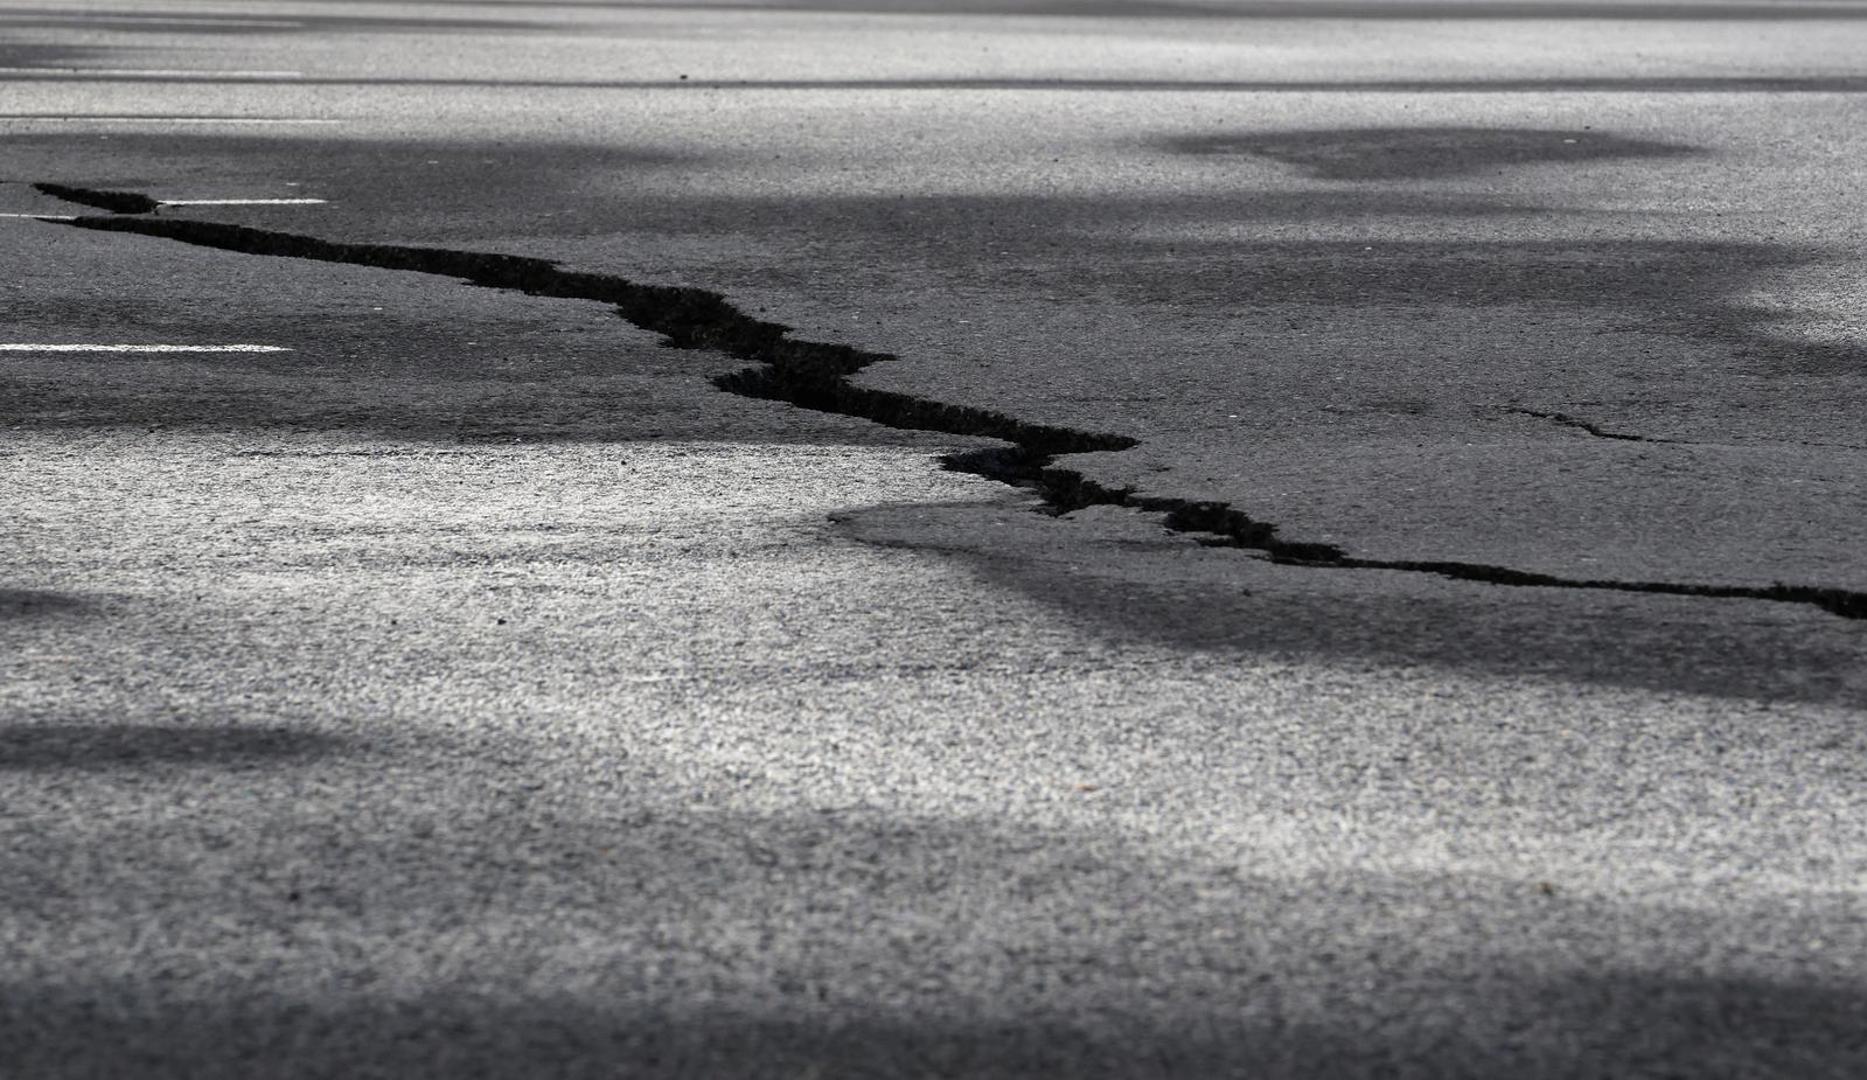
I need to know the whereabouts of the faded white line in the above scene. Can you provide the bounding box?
[0,67,306,79]
[159,198,328,206]
[0,116,341,125]
[0,344,292,353]
[0,213,75,220]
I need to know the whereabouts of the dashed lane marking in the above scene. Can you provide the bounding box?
[0,344,292,353]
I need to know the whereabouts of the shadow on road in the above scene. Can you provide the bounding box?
[842,499,1867,705]
[0,723,345,770]
[1161,126,1702,180]
[0,588,97,620]
[3,973,1863,1079]
[2,784,1861,1078]
[10,129,1863,702]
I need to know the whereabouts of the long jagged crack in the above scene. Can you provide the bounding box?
[944,450,1867,619]
[39,189,1867,621]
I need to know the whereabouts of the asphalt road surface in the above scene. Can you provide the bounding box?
[3,2,1865,1077]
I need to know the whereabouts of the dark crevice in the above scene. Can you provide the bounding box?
[1330,559,1867,620]
[54,212,1136,461]
[941,450,1867,620]
[41,197,1867,621]
[718,368,1131,457]
[31,182,159,215]
[949,448,1346,562]
[1504,406,1676,444]
[1513,406,1867,452]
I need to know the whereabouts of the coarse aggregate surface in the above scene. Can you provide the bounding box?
[4,2,1865,1076]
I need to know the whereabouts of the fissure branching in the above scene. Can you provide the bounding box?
[39,187,1867,620]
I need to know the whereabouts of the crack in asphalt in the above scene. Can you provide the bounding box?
[1504,407,1675,444]
[37,185,1867,621]
[1511,407,1867,453]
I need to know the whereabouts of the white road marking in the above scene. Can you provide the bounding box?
[0,344,292,353]
[0,67,305,79]
[0,116,341,125]
[159,198,328,206]
[0,213,75,220]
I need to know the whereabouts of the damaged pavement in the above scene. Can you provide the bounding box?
[3,2,1866,1077]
